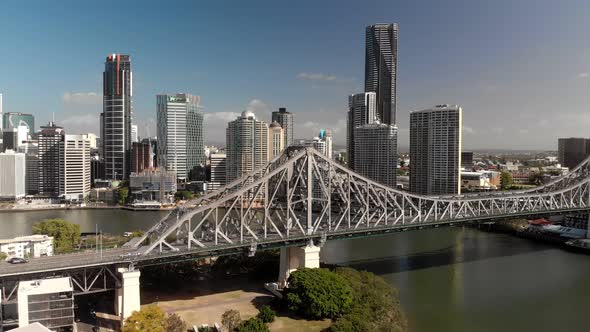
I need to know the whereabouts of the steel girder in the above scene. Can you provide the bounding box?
[0,266,121,303]
[134,147,590,255]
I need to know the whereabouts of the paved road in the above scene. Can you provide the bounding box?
[0,247,137,278]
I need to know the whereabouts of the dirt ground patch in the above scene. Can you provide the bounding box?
[142,278,330,331]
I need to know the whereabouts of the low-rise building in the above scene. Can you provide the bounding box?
[0,235,54,259]
[461,171,500,191]
[129,169,177,203]
[17,277,74,330]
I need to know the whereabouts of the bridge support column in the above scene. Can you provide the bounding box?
[278,242,321,287]
[115,267,141,321]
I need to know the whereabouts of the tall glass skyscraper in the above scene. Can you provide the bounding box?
[365,23,398,125]
[347,92,376,170]
[102,54,132,181]
[157,93,205,181]
[2,112,35,132]
[226,111,269,182]
[410,105,462,195]
[271,107,293,147]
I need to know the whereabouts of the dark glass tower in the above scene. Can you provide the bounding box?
[365,23,398,125]
[271,107,293,147]
[38,121,64,197]
[102,54,132,180]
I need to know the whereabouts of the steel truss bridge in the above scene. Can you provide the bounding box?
[2,146,590,298]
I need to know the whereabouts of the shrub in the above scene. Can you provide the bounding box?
[285,268,353,319]
[235,317,269,332]
[257,305,275,323]
[0,252,7,261]
[222,309,241,331]
[166,313,186,332]
[122,305,167,332]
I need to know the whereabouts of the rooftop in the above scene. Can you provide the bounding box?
[18,277,72,296]
[0,235,53,245]
[411,104,461,113]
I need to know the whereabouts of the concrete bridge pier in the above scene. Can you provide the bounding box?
[114,267,141,321]
[278,241,321,287]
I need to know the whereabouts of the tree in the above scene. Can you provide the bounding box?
[0,252,7,260]
[222,309,241,332]
[122,305,167,332]
[166,313,186,332]
[529,172,544,185]
[285,268,353,319]
[118,186,129,205]
[32,219,81,253]
[500,171,513,190]
[331,268,408,332]
[235,317,269,332]
[257,305,275,323]
[174,190,194,201]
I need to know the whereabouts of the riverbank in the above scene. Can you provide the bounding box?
[0,204,174,212]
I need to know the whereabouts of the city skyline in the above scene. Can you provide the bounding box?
[1,0,590,150]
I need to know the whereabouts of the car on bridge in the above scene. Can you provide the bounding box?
[7,257,28,264]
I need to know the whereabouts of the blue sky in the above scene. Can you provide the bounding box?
[1,0,590,150]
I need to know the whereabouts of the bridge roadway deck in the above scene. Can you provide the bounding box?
[2,206,587,280]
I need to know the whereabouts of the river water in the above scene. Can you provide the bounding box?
[1,210,589,332]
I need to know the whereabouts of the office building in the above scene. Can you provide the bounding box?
[131,124,138,143]
[157,93,205,181]
[129,169,177,203]
[365,23,398,125]
[131,141,153,173]
[354,122,397,188]
[347,92,376,169]
[0,93,3,133]
[271,107,294,147]
[2,112,35,132]
[0,150,26,200]
[0,235,53,259]
[102,54,132,181]
[38,122,65,197]
[82,133,98,149]
[461,151,474,169]
[320,129,333,159]
[17,277,74,330]
[141,137,157,168]
[61,135,91,201]
[269,121,285,159]
[2,128,18,152]
[558,138,590,169]
[410,105,462,195]
[226,111,269,182]
[18,142,40,195]
[209,153,227,192]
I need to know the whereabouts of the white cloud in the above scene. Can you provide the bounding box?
[59,113,99,134]
[296,72,337,81]
[246,99,270,114]
[62,92,101,105]
[578,72,589,78]
[462,125,475,134]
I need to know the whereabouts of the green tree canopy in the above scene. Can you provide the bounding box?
[330,268,408,332]
[500,171,513,190]
[0,252,7,260]
[122,305,167,332]
[257,305,275,323]
[235,317,269,332]
[285,268,353,319]
[118,186,129,205]
[32,219,80,253]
